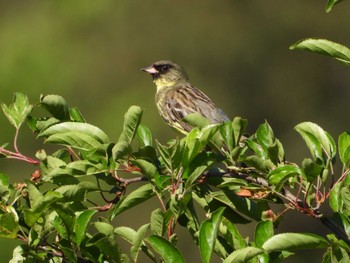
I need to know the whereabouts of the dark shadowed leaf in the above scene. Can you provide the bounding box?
[40,94,70,120]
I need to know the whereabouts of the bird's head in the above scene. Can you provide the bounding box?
[141,60,189,91]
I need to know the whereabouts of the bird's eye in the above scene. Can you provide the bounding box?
[159,64,171,73]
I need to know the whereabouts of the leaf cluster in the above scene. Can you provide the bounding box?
[1,92,350,262]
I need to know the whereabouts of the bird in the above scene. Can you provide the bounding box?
[141,60,229,134]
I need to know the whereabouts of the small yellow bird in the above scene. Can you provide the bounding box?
[141,60,229,134]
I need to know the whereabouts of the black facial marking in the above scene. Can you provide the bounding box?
[154,63,172,74]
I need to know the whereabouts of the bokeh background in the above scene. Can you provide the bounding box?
[1,1,350,262]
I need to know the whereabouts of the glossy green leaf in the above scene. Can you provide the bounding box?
[302,158,324,183]
[199,207,225,263]
[210,191,267,221]
[137,124,153,147]
[66,160,105,175]
[118,105,143,144]
[39,122,110,144]
[223,247,264,263]
[146,235,185,263]
[75,210,97,245]
[40,94,70,120]
[220,122,234,151]
[112,140,132,160]
[221,218,246,250]
[256,121,274,151]
[338,132,350,168]
[255,221,274,248]
[268,165,302,191]
[110,183,154,219]
[290,38,350,66]
[295,122,336,162]
[232,117,248,147]
[94,222,114,237]
[1,92,33,128]
[262,233,328,252]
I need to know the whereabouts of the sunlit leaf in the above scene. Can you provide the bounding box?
[137,124,153,147]
[1,92,33,128]
[147,235,185,263]
[118,105,143,144]
[295,122,336,162]
[326,0,344,13]
[39,122,110,144]
[199,207,225,263]
[255,221,274,248]
[338,132,350,168]
[290,38,350,66]
[75,210,97,245]
[223,247,264,263]
[262,233,328,251]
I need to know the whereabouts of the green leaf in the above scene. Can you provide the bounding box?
[39,122,110,144]
[326,0,344,13]
[221,218,246,250]
[130,224,150,262]
[220,122,234,151]
[223,247,264,263]
[137,124,153,147]
[69,107,86,122]
[302,158,324,183]
[146,235,185,263]
[150,208,165,236]
[255,221,274,248]
[256,121,274,151]
[112,140,132,160]
[55,181,99,202]
[118,106,143,144]
[290,38,350,66]
[268,165,302,191]
[132,159,158,179]
[110,183,154,219]
[0,206,19,238]
[262,233,328,252]
[94,222,114,237]
[199,207,225,263]
[40,94,70,120]
[295,122,336,162]
[210,191,267,222]
[232,117,248,147]
[114,226,137,244]
[1,92,33,128]
[75,210,97,245]
[338,132,350,168]
[87,233,121,262]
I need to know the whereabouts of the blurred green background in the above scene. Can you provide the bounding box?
[1,1,350,262]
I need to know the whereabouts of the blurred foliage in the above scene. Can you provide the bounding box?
[1,0,350,262]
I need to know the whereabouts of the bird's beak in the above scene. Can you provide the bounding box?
[140,65,158,74]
